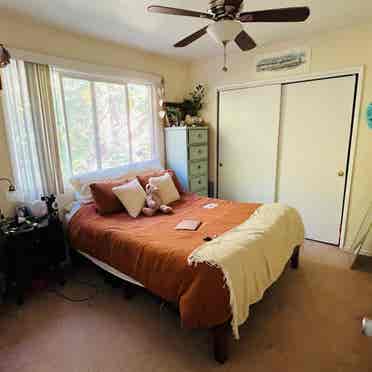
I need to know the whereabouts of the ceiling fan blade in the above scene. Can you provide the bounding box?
[235,31,257,51]
[239,7,310,23]
[148,5,213,19]
[174,26,208,48]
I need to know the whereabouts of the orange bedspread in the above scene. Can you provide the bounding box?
[68,193,260,329]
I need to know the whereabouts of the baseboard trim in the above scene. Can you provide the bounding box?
[341,245,372,257]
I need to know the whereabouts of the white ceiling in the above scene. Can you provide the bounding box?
[1,0,372,60]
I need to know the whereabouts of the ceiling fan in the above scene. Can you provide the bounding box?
[148,0,310,71]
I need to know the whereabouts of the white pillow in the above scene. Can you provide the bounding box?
[149,173,180,205]
[112,178,146,218]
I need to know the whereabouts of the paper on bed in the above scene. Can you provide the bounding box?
[188,203,305,339]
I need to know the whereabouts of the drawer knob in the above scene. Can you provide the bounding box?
[198,180,201,185]
[198,149,202,154]
[198,165,201,169]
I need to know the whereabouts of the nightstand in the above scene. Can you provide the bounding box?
[0,234,7,303]
[1,216,66,305]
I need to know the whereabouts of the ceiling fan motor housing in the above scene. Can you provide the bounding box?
[209,0,225,15]
[209,0,242,19]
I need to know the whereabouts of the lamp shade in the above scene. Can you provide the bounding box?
[6,189,24,204]
[207,20,243,45]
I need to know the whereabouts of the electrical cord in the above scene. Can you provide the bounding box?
[48,278,101,303]
[0,274,101,313]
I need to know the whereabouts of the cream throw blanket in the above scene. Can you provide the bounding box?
[188,203,305,339]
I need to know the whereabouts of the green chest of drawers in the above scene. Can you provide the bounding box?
[165,127,209,197]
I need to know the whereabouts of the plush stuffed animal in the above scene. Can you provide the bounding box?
[142,183,173,217]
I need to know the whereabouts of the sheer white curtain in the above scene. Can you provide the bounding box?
[2,59,65,202]
[2,60,43,201]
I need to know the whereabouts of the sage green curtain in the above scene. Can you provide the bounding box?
[25,62,64,195]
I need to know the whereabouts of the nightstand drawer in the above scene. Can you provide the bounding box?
[189,129,208,145]
[189,145,208,161]
[189,161,208,177]
[190,175,208,191]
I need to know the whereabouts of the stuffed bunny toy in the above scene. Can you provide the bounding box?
[142,183,173,217]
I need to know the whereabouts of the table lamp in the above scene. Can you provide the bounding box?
[0,177,22,220]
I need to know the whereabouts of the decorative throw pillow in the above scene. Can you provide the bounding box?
[137,169,183,194]
[73,172,139,203]
[149,173,180,205]
[90,179,132,215]
[112,178,146,218]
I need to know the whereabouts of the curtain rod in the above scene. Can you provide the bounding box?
[9,47,164,86]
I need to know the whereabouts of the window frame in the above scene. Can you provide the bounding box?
[55,69,157,177]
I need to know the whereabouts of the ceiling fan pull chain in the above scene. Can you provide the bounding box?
[223,41,228,72]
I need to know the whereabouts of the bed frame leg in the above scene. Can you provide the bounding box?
[212,321,230,364]
[69,248,84,269]
[291,245,300,269]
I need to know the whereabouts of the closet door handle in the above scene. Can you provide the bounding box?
[219,163,223,167]
[338,170,345,177]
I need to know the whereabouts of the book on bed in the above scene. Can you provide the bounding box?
[175,219,202,231]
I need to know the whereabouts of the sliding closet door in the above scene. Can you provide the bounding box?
[218,85,281,203]
[277,76,357,245]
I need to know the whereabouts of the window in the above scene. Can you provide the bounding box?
[53,71,155,178]
[2,57,162,203]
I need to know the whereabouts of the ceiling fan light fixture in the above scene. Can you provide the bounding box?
[207,20,243,45]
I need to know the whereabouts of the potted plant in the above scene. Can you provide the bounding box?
[181,85,206,126]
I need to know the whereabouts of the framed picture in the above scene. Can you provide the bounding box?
[164,102,183,127]
[254,47,311,78]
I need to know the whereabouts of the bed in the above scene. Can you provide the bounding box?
[67,191,304,363]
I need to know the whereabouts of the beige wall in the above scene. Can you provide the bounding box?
[0,10,190,216]
[189,22,372,251]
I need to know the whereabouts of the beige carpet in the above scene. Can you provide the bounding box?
[1,241,372,372]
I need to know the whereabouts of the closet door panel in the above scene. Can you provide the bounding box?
[218,85,281,203]
[277,76,356,244]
